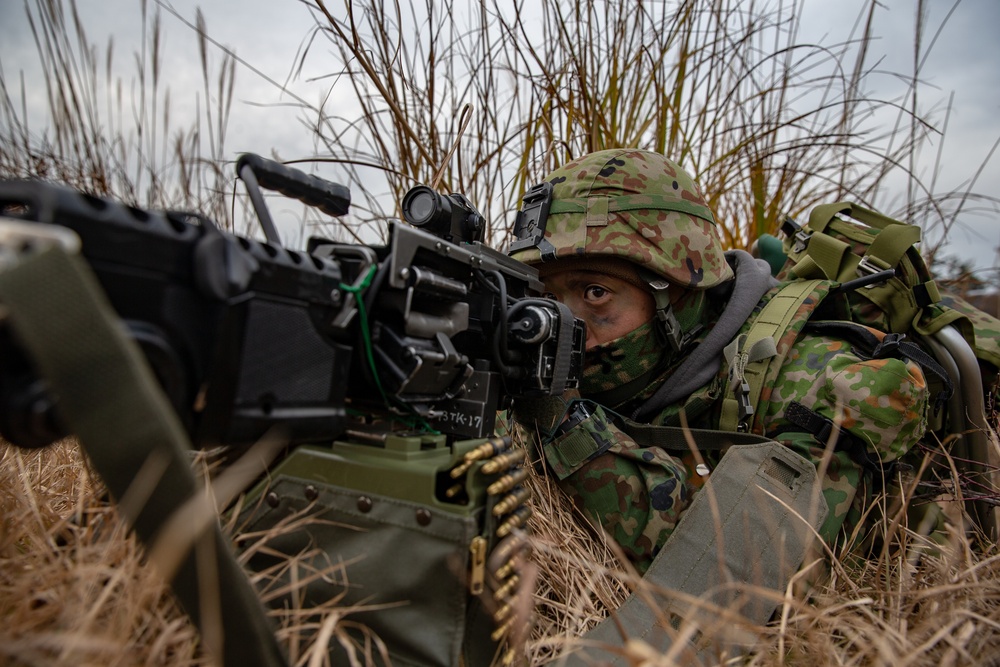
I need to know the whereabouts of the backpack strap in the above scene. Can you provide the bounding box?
[618,418,775,451]
[719,279,826,433]
[780,401,896,477]
[808,201,899,234]
[797,203,921,280]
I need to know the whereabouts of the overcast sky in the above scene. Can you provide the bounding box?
[1,0,997,274]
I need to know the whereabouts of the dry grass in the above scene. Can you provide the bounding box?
[520,458,633,663]
[0,0,236,227]
[4,429,1000,666]
[0,441,402,667]
[749,543,1000,665]
[4,0,998,256]
[0,440,205,666]
[296,0,1000,260]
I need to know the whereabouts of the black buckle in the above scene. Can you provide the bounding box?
[508,182,554,253]
[779,215,801,238]
[872,332,905,359]
[780,216,812,253]
[736,381,754,432]
[555,400,593,437]
[778,215,812,253]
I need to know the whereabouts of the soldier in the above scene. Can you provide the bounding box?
[508,148,929,574]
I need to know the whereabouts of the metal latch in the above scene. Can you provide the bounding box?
[856,255,894,288]
[469,535,487,595]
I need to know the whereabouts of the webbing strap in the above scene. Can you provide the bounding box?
[619,418,778,450]
[563,441,827,664]
[806,202,922,281]
[808,201,899,234]
[719,280,823,432]
[863,223,921,273]
[0,247,287,667]
[802,231,850,280]
[807,201,852,233]
[548,193,716,224]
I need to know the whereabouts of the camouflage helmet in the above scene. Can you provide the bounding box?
[509,148,734,290]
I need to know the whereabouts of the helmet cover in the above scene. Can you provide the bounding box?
[510,148,733,289]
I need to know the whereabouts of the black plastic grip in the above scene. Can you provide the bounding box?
[236,153,351,218]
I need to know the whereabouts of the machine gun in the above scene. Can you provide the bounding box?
[0,155,585,667]
[0,154,583,450]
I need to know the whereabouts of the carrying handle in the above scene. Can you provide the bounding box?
[237,153,351,246]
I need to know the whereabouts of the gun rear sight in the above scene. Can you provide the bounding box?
[401,186,486,245]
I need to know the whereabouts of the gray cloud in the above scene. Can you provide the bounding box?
[2,0,997,268]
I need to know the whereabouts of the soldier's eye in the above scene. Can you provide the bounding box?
[584,285,608,300]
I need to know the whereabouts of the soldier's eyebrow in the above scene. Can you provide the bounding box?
[567,269,619,280]
[559,271,618,289]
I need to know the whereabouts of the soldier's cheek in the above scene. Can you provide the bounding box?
[582,316,620,347]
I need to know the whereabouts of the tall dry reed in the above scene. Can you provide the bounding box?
[0,0,235,227]
[295,0,999,261]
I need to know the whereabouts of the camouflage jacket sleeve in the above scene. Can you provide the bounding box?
[537,402,689,573]
[757,328,929,544]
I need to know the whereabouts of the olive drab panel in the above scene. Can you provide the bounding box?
[565,440,826,664]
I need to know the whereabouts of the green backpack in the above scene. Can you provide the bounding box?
[752,201,1000,537]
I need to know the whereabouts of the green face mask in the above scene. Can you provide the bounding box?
[579,289,709,407]
[579,320,665,401]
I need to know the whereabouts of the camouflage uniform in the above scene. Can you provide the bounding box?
[510,149,929,573]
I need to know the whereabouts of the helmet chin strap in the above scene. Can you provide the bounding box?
[638,269,685,353]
